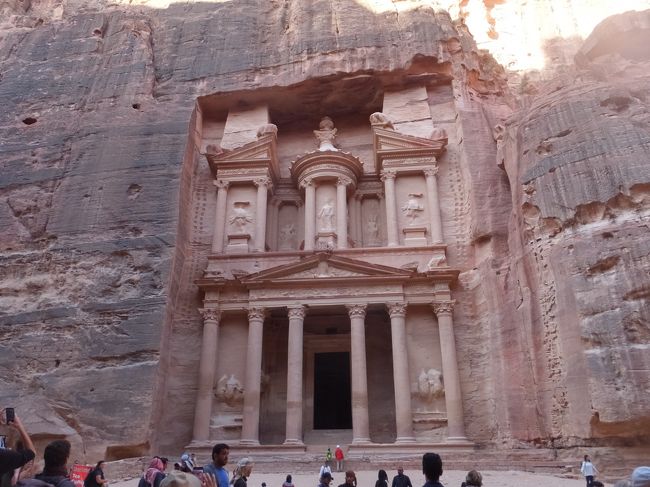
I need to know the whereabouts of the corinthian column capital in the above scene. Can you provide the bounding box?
[254,177,272,188]
[214,179,230,190]
[337,176,352,187]
[300,177,314,189]
[287,305,306,320]
[387,302,407,318]
[423,166,439,178]
[199,307,221,322]
[380,169,397,181]
[248,307,266,321]
[432,300,455,316]
[346,303,367,319]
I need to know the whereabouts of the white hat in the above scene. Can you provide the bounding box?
[336,445,340,448]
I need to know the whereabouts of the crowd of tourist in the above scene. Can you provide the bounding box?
[2,409,650,487]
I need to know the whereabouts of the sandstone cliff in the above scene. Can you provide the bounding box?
[0,0,648,466]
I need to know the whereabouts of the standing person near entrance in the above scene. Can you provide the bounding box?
[325,449,333,464]
[204,444,230,487]
[334,447,344,473]
[375,470,388,487]
[319,462,332,481]
[581,455,598,487]
[336,470,356,487]
[229,458,253,487]
[422,453,444,487]
[84,462,109,487]
[391,467,412,487]
[318,472,332,487]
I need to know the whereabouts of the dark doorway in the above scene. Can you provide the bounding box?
[313,352,352,429]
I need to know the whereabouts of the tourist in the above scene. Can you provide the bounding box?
[422,452,444,487]
[337,470,356,487]
[33,440,75,487]
[160,472,202,487]
[632,466,650,487]
[139,458,166,487]
[230,458,253,487]
[204,444,229,487]
[0,411,35,478]
[334,446,344,473]
[180,454,193,473]
[318,472,333,487]
[460,470,481,487]
[375,470,388,487]
[581,455,599,487]
[391,467,412,487]
[318,462,332,480]
[282,475,294,487]
[84,461,108,487]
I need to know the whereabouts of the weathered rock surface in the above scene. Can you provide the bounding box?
[0,0,648,467]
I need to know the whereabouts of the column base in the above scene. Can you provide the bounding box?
[351,437,372,445]
[282,439,304,446]
[239,439,260,447]
[446,436,471,444]
[395,436,417,444]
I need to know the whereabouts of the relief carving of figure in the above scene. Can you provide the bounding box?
[366,214,380,244]
[417,368,445,403]
[429,126,448,149]
[279,222,296,247]
[318,199,335,231]
[314,116,338,151]
[216,374,244,406]
[401,193,424,225]
[229,201,252,232]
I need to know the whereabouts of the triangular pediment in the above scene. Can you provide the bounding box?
[374,127,440,151]
[205,134,278,177]
[241,253,413,284]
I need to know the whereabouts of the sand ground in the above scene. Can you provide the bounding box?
[112,468,608,487]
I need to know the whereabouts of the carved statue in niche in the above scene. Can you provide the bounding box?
[401,193,424,225]
[369,112,394,130]
[229,201,252,232]
[417,368,445,403]
[314,116,338,151]
[318,199,335,231]
[216,374,244,406]
[279,222,297,248]
[365,213,380,245]
[429,126,448,149]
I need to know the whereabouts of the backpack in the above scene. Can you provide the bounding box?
[84,470,96,487]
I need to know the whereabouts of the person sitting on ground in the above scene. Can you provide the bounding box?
[392,467,412,487]
[460,470,481,487]
[204,444,229,487]
[84,461,108,487]
[282,475,293,487]
[138,458,166,487]
[422,452,444,487]
[179,455,193,474]
[318,463,331,481]
[632,467,650,487]
[33,440,75,487]
[337,470,356,487]
[375,470,388,487]
[230,458,253,487]
[318,472,332,487]
[0,411,35,479]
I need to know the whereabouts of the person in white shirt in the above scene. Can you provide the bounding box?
[580,455,599,487]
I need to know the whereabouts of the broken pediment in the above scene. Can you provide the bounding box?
[205,130,279,180]
[241,253,413,285]
[373,126,447,171]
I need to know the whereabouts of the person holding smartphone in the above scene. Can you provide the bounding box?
[0,409,36,478]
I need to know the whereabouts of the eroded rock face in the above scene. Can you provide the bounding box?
[0,0,648,463]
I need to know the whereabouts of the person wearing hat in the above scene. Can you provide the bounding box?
[632,467,650,487]
[319,472,333,487]
[334,446,344,473]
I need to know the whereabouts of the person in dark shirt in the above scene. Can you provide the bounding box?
[336,470,356,487]
[34,440,75,487]
[138,458,166,487]
[422,453,444,487]
[0,412,36,478]
[230,458,253,487]
[84,462,108,487]
[391,467,412,487]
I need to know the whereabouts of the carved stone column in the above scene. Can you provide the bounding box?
[355,195,363,246]
[432,301,468,441]
[349,194,359,245]
[302,178,316,251]
[347,304,371,444]
[387,302,416,443]
[381,170,399,246]
[284,305,305,445]
[254,177,271,252]
[241,307,265,445]
[193,308,221,441]
[424,167,444,243]
[269,199,280,251]
[212,180,229,253]
[336,177,350,249]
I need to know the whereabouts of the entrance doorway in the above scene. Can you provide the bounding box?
[313,352,352,429]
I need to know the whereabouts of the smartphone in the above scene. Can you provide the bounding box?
[5,408,15,424]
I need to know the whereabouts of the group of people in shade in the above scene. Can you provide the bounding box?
[3,412,650,487]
